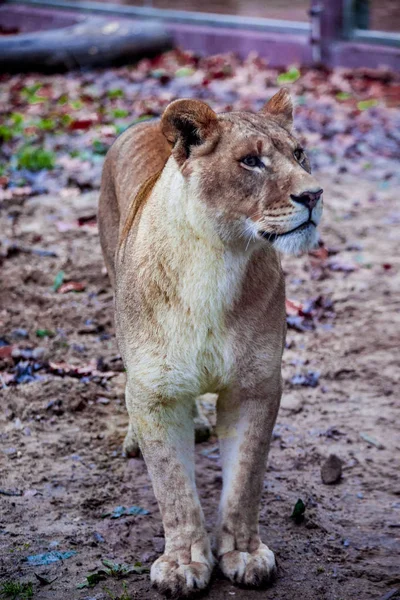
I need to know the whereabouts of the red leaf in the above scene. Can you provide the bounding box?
[0,345,13,359]
[57,281,86,294]
[285,299,304,316]
[77,214,97,226]
[48,359,117,380]
[68,118,97,131]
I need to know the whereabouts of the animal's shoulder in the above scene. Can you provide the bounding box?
[109,119,171,180]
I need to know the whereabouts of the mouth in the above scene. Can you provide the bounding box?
[259,219,316,243]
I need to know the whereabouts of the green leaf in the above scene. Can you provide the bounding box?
[102,505,150,519]
[77,571,107,588]
[57,94,68,105]
[111,108,129,119]
[107,89,124,99]
[60,114,72,127]
[0,126,13,142]
[175,67,195,77]
[37,118,56,131]
[336,92,351,101]
[17,147,55,171]
[102,558,149,577]
[92,140,109,155]
[70,100,83,110]
[28,95,47,105]
[291,498,306,524]
[277,67,301,84]
[53,271,65,292]
[26,550,77,565]
[22,83,42,96]
[357,99,378,111]
[36,329,55,338]
[10,113,24,127]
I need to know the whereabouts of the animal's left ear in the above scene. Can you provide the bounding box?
[260,88,293,131]
[161,99,220,166]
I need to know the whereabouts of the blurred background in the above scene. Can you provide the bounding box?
[1,0,399,71]
[0,2,399,600]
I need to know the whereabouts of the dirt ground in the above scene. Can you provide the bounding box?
[0,166,399,598]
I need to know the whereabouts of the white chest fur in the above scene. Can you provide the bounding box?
[128,160,254,398]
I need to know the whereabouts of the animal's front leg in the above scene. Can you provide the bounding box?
[216,379,281,587]
[126,382,214,597]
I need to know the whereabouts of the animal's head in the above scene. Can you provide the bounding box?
[161,89,323,254]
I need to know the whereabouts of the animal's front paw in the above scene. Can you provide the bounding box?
[151,554,213,597]
[219,543,276,587]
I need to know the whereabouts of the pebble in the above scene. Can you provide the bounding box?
[321,454,343,484]
[32,347,46,360]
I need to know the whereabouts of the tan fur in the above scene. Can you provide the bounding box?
[98,90,323,596]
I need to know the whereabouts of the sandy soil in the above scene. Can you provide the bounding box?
[0,169,399,600]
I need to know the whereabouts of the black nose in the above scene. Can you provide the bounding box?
[290,189,323,211]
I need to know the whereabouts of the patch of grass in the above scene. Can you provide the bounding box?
[17,147,55,171]
[336,92,351,101]
[357,98,378,111]
[0,125,14,142]
[0,581,33,599]
[60,114,72,127]
[107,89,124,99]
[277,66,301,84]
[70,100,83,110]
[0,113,25,142]
[57,94,68,105]
[36,118,56,131]
[111,108,129,119]
[92,139,109,155]
[21,84,46,104]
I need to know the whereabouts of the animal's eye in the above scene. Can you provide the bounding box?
[294,148,306,164]
[241,155,264,169]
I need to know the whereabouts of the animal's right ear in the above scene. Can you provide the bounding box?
[161,99,220,166]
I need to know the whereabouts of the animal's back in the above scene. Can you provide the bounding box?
[98,119,171,287]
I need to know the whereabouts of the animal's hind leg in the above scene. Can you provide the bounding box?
[123,394,214,457]
[122,420,140,457]
[193,394,215,443]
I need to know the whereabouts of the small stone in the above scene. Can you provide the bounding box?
[321,454,343,484]
[280,393,304,413]
[96,396,110,405]
[32,347,46,360]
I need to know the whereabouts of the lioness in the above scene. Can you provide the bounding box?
[98,88,323,596]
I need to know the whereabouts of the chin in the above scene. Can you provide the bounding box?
[271,224,319,255]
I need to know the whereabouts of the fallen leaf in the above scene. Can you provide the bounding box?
[26,551,77,566]
[52,271,65,292]
[0,345,14,359]
[36,329,55,338]
[360,432,385,449]
[57,281,86,294]
[102,505,150,519]
[285,299,304,316]
[34,573,58,585]
[291,499,306,524]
